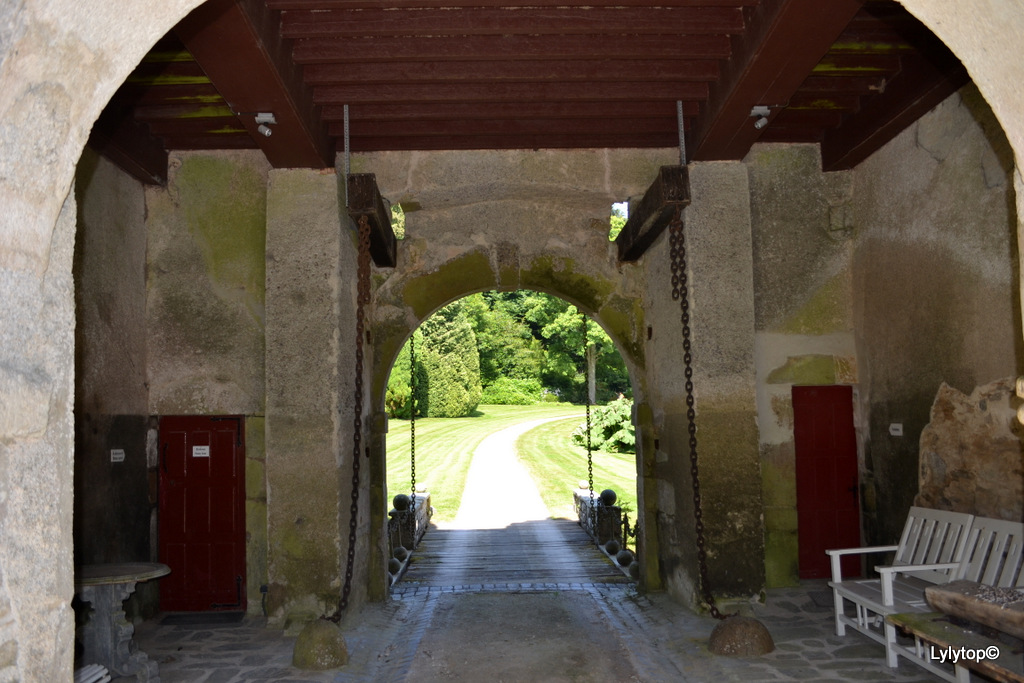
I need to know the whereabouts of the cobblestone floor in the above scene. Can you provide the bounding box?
[130,580,945,682]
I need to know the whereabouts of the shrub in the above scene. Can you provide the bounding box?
[480,377,543,405]
[572,396,635,453]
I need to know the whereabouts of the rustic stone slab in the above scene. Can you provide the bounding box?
[926,579,1024,639]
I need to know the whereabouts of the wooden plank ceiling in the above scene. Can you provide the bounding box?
[92,0,968,185]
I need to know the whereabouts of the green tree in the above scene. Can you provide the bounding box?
[520,292,631,403]
[385,329,428,418]
[464,292,543,387]
[417,300,482,417]
[609,203,627,241]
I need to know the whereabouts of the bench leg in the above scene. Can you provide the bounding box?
[884,621,900,668]
[833,590,846,636]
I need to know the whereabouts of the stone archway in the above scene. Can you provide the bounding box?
[370,281,650,598]
[4,1,1024,679]
[359,149,666,599]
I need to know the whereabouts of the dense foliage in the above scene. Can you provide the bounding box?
[572,396,635,453]
[386,300,482,418]
[386,290,632,419]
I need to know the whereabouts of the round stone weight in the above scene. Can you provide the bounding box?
[708,616,775,656]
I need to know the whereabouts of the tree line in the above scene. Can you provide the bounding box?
[386,291,631,419]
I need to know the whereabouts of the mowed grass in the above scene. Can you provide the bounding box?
[516,416,638,520]
[386,404,587,521]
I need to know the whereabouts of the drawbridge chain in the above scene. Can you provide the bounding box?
[669,206,728,621]
[410,330,417,526]
[582,311,595,537]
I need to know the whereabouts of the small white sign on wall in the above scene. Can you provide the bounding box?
[110,449,125,463]
[192,445,211,458]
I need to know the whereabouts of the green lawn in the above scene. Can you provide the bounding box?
[386,404,587,521]
[515,416,638,520]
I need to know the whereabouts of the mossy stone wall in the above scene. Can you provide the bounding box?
[264,167,358,624]
[362,151,765,608]
[852,86,1022,543]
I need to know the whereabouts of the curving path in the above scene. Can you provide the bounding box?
[400,415,628,587]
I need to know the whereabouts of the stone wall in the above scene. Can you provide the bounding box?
[145,151,270,415]
[144,150,271,615]
[4,0,1024,680]
[264,167,355,624]
[361,149,765,608]
[72,148,158,618]
[747,144,857,587]
[852,85,1021,544]
[644,161,763,604]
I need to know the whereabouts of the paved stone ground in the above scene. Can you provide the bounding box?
[131,580,946,682]
[128,418,948,682]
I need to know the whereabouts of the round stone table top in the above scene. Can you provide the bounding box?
[76,562,171,587]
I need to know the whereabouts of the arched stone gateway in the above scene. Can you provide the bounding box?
[2,1,1024,679]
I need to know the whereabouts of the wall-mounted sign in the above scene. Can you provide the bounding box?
[192,445,210,458]
[110,449,125,463]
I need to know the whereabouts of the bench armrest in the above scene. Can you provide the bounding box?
[826,545,899,583]
[876,562,959,605]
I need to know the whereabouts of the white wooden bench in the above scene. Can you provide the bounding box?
[827,506,975,665]
[883,516,1024,681]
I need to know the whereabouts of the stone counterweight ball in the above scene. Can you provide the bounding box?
[393,494,411,511]
[605,540,620,555]
[393,547,409,561]
[600,489,617,506]
[388,557,402,574]
[616,549,634,566]
[708,616,775,656]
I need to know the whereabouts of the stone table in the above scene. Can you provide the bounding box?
[76,562,170,682]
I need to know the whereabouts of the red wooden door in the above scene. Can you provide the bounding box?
[793,386,860,579]
[159,416,246,611]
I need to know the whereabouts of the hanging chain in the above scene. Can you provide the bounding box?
[669,206,727,621]
[409,329,417,537]
[582,311,595,537]
[329,214,372,622]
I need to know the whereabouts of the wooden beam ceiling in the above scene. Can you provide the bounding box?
[175,0,332,168]
[92,0,971,183]
[691,0,865,161]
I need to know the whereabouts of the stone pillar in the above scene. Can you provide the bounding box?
[265,168,355,624]
[644,162,764,607]
[0,190,78,682]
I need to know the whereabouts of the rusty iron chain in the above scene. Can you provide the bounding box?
[669,206,728,621]
[582,310,595,538]
[330,214,372,622]
[409,329,417,534]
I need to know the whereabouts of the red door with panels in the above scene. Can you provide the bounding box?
[793,386,860,579]
[158,415,246,611]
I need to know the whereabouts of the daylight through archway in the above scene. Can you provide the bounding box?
[383,290,639,587]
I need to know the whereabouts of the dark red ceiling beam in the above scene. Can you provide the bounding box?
[281,7,745,38]
[88,106,169,186]
[293,34,733,64]
[322,100,701,122]
[161,136,259,150]
[305,59,719,85]
[330,116,679,138]
[272,0,758,8]
[691,0,865,162]
[343,132,680,152]
[820,53,969,171]
[175,0,333,168]
[314,81,708,105]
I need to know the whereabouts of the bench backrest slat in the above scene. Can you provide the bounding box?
[957,517,1024,587]
[895,507,974,584]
